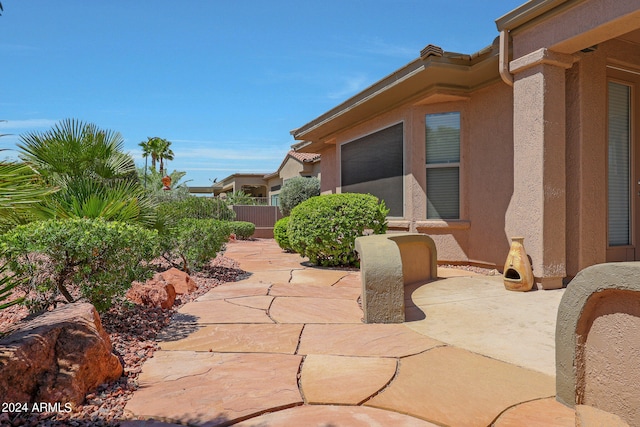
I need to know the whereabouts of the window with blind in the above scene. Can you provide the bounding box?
[341,123,404,217]
[426,112,460,219]
[608,81,632,246]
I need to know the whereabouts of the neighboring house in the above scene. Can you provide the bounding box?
[188,150,321,206]
[264,150,321,207]
[211,173,268,202]
[291,0,640,289]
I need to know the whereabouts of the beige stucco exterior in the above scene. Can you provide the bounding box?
[292,0,640,288]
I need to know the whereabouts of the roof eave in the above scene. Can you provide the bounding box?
[292,48,500,142]
[495,0,571,31]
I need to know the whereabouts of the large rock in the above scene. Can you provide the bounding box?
[0,303,123,406]
[160,267,197,295]
[127,277,176,309]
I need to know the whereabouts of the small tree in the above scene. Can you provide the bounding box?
[279,176,320,216]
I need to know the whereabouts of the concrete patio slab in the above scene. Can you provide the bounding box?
[232,404,439,427]
[404,277,564,376]
[177,299,273,324]
[269,297,362,324]
[232,269,294,286]
[366,346,555,427]
[300,354,397,405]
[298,323,443,357]
[493,397,575,427]
[159,323,302,353]
[125,351,303,426]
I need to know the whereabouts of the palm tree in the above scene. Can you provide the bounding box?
[18,119,157,228]
[139,137,174,175]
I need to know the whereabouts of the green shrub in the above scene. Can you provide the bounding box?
[159,218,230,274]
[0,218,159,312]
[288,193,388,267]
[273,216,293,252]
[279,176,320,216]
[228,221,255,239]
[158,196,236,222]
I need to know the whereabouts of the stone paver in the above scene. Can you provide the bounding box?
[177,299,273,323]
[298,323,442,357]
[125,351,303,425]
[224,295,274,310]
[289,268,350,286]
[300,354,397,404]
[493,398,575,427]
[366,346,556,427]
[232,404,439,426]
[269,282,360,300]
[195,281,270,301]
[125,239,576,427]
[269,297,362,323]
[160,323,302,353]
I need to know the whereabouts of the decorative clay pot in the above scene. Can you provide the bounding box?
[503,237,534,292]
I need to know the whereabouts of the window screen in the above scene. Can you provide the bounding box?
[608,81,631,246]
[426,112,460,219]
[341,123,404,217]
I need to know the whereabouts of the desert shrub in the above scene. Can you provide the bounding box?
[273,216,293,252]
[228,221,255,239]
[279,176,320,216]
[158,196,236,222]
[288,193,388,267]
[159,218,230,274]
[0,218,159,312]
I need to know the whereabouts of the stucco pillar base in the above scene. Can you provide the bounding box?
[535,276,563,290]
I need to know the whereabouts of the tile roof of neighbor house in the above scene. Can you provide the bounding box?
[264,150,321,179]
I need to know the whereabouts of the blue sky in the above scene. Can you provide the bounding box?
[0,1,524,186]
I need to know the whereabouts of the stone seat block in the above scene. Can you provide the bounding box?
[355,233,437,323]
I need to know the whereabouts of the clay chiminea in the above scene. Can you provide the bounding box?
[503,237,534,292]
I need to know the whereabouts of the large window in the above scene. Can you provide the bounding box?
[341,123,404,217]
[426,112,460,219]
[608,81,631,246]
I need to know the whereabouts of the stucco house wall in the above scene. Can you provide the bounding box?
[292,0,640,286]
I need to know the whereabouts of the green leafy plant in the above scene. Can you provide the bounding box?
[158,196,236,222]
[0,262,25,311]
[18,119,158,228]
[279,176,320,216]
[288,193,388,266]
[228,221,255,240]
[159,218,230,274]
[0,218,159,312]
[273,216,293,252]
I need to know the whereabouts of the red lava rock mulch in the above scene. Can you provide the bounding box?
[0,254,247,427]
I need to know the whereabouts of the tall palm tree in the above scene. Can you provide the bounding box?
[139,136,161,171]
[157,138,174,175]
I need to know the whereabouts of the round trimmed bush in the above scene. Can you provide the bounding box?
[288,193,388,266]
[228,221,255,239]
[273,216,292,252]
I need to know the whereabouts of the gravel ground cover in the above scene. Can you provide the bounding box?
[0,254,247,427]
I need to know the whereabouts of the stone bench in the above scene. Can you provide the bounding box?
[355,233,437,323]
[556,262,640,426]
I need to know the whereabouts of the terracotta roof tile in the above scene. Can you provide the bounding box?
[288,150,320,163]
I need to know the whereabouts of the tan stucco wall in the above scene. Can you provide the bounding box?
[314,82,515,267]
[280,157,304,181]
[576,289,640,427]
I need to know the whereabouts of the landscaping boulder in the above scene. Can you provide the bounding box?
[0,303,123,406]
[160,267,197,295]
[126,276,177,309]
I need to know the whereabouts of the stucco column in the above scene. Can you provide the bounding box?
[506,49,576,289]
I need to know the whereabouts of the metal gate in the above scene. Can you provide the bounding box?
[232,205,283,238]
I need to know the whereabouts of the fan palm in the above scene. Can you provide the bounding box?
[17,119,157,228]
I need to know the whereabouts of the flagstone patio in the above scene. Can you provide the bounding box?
[122,238,574,427]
